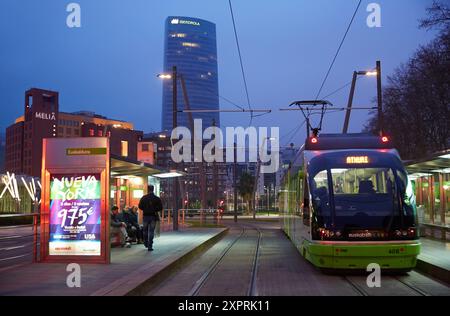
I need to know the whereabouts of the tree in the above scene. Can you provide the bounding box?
[419,1,450,31]
[238,172,255,215]
[365,2,450,160]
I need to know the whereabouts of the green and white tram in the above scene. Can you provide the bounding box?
[279,133,420,271]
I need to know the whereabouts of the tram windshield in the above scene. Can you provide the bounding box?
[310,167,415,230]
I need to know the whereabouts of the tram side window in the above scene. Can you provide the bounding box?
[303,176,310,226]
[311,171,331,216]
[395,170,416,220]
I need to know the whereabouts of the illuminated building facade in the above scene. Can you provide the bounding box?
[143,131,228,210]
[5,88,143,177]
[162,16,220,131]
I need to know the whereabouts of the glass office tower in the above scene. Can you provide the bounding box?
[161,16,220,131]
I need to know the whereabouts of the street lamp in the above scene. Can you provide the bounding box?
[253,137,276,219]
[157,74,172,79]
[264,185,270,217]
[343,62,382,134]
[157,66,179,231]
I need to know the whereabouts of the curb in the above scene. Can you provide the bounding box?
[91,227,229,296]
[416,259,450,284]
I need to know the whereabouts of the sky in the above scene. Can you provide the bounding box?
[0,0,439,148]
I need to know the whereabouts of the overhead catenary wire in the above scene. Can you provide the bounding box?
[183,76,245,111]
[314,0,363,100]
[283,120,306,148]
[178,109,271,113]
[283,0,363,140]
[321,77,359,100]
[228,0,253,125]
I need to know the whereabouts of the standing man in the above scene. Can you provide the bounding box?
[138,185,162,251]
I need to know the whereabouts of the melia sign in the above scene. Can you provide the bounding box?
[40,137,110,263]
[35,112,56,120]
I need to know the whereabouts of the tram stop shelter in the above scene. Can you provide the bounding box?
[110,154,182,211]
[406,149,450,240]
[39,137,184,264]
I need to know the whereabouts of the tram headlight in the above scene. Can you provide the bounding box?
[318,228,341,240]
[407,228,416,238]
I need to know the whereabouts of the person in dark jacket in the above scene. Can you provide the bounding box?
[119,206,136,242]
[127,206,143,244]
[138,185,162,251]
[110,206,131,248]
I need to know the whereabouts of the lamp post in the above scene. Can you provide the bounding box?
[157,66,179,231]
[233,142,238,223]
[342,67,378,134]
[376,61,383,136]
[253,137,276,219]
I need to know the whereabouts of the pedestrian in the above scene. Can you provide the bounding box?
[138,185,162,251]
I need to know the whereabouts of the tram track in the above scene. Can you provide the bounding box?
[189,224,262,296]
[343,276,370,296]
[343,274,432,296]
[392,276,429,296]
[188,228,246,296]
[247,225,261,297]
[145,220,448,296]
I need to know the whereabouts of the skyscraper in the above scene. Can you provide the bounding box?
[161,16,220,131]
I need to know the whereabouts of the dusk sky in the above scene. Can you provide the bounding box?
[0,0,438,148]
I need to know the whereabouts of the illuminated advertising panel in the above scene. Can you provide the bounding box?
[49,173,101,256]
[41,137,110,263]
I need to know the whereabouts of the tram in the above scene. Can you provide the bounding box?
[279,133,420,271]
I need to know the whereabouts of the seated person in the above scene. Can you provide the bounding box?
[313,187,330,215]
[122,206,143,244]
[111,206,131,248]
[128,206,144,244]
[359,180,376,194]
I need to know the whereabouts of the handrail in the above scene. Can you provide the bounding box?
[421,223,450,230]
[0,212,39,218]
[0,212,39,263]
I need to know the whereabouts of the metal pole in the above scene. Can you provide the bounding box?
[376,60,383,136]
[33,212,38,263]
[306,117,310,138]
[343,71,358,134]
[253,159,260,220]
[172,66,179,231]
[233,142,238,223]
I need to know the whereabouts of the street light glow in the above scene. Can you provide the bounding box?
[365,71,378,76]
[157,74,172,79]
[153,171,184,178]
[357,70,377,76]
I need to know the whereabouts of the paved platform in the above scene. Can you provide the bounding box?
[0,227,227,296]
[417,238,450,284]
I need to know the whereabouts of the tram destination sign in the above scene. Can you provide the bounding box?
[346,156,370,164]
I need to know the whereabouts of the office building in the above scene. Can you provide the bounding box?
[5,88,143,177]
[161,16,220,131]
